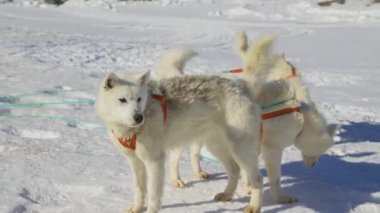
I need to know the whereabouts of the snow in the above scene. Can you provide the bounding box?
[0,0,379,212]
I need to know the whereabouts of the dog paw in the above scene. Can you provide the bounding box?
[195,171,209,180]
[214,192,232,202]
[125,204,143,213]
[171,179,187,188]
[243,205,261,213]
[276,195,298,204]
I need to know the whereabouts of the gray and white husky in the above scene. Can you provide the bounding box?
[160,33,338,204]
[95,63,263,212]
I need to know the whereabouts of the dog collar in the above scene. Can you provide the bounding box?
[113,94,167,151]
[115,132,137,150]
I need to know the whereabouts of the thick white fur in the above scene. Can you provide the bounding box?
[160,33,338,204]
[236,31,339,203]
[156,48,209,188]
[155,48,197,79]
[96,69,263,212]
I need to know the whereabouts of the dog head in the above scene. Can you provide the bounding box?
[296,121,339,168]
[294,104,340,167]
[95,71,150,128]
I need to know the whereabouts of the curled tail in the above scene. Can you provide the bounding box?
[155,48,198,80]
[234,31,276,79]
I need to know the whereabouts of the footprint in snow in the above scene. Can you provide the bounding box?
[2,126,19,136]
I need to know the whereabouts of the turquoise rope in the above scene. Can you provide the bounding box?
[0,100,95,107]
[261,98,294,111]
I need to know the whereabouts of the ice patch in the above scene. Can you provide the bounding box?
[20,129,61,139]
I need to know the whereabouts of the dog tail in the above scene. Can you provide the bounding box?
[234,31,276,79]
[155,48,198,80]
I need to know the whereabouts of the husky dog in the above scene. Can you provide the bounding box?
[95,64,263,212]
[236,32,339,203]
[155,49,210,188]
[161,33,338,204]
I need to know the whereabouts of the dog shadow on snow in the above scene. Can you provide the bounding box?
[264,122,380,212]
[163,122,380,212]
[337,121,380,144]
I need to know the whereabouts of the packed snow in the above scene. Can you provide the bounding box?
[0,0,379,212]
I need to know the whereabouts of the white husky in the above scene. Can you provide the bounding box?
[95,62,264,212]
[160,33,338,204]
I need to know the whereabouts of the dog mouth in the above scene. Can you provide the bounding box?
[129,120,144,128]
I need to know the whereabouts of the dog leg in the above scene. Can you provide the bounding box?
[262,145,298,203]
[233,151,262,213]
[169,147,187,188]
[190,143,209,180]
[206,143,239,202]
[125,155,147,213]
[144,152,166,213]
[224,97,263,212]
[240,170,252,195]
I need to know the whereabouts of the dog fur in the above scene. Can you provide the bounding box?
[155,49,210,188]
[95,63,264,212]
[159,33,338,204]
[236,31,338,203]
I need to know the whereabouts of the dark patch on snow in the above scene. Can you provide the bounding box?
[0,96,19,103]
[0,108,11,115]
[19,188,40,204]
[1,126,19,136]
[11,205,26,213]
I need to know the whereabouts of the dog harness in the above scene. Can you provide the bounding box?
[224,62,300,140]
[259,100,302,141]
[113,94,167,151]
[223,66,297,80]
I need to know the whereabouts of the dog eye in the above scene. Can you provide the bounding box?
[137,97,142,103]
[119,98,127,103]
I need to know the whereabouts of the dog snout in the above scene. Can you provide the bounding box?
[133,113,144,124]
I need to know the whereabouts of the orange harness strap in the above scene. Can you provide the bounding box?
[229,68,243,73]
[282,67,297,80]
[152,94,167,123]
[260,106,301,141]
[225,66,297,80]
[261,106,301,120]
[118,134,137,150]
[114,94,167,151]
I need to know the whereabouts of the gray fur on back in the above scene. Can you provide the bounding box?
[156,75,249,105]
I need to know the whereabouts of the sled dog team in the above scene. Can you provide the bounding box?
[95,32,338,213]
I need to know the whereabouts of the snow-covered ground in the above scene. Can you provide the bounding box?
[0,0,379,212]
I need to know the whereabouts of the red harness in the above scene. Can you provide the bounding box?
[113,94,167,151]
[225,66,297,80]
[261,106,301,120]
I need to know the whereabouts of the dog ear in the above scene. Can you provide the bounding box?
[138,71,150,85]
[104,72,119,90]
[234,31,249,57]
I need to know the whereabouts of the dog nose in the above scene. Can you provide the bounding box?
[133,114,144,124]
